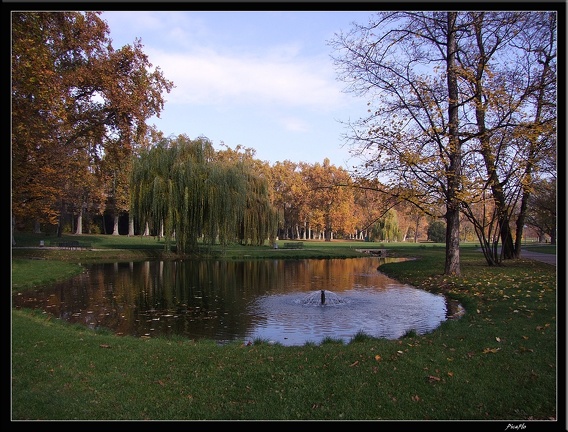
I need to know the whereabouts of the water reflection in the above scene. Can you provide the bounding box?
[12,257,457,346]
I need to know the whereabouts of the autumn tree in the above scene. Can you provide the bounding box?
[455,12,557,263]
[348,176,407,241]
[12,12,106,236]
[525,177,556,244]
[392,199,429,242]
[508,12,557,255]
[11,11,173,241]
[330,12,465,274]
[268,160,304,240]
[351,182,386,241]
[301,159,356,241]
[330,11,557,271]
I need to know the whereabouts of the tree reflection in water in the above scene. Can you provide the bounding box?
[13,257,458,346]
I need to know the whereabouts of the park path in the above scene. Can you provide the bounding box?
[519,249,557,266]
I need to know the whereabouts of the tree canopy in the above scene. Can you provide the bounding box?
[11,11,173,239]
[330,11,557,271]
[12,10,555,269]
[130,136,278,254]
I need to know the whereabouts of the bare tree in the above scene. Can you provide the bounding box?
[456,12,557,263]
[330,12,466,275]
[330,11,557,270]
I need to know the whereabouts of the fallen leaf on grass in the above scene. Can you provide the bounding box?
[374,355,381,361]
[99,344,111,348]
[427,375,441,382]
[482,347,500,354]
[349,361,359,367]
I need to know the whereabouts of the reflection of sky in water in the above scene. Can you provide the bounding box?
[247,284,447,346]
[13,257,450,346]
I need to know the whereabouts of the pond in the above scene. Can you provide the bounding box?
[12,257,463,346]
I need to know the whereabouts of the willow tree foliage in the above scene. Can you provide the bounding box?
[130,136,277,254]
[370,209,402,242]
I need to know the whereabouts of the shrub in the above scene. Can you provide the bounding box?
[427,220,446,243]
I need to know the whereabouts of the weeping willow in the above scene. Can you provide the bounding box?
[130,136,277,254]
[130,141,174,248]
[241,171,277,245]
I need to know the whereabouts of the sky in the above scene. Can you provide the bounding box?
[100,10,375,169]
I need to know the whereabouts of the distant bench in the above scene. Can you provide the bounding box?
[283,242,303,249]
[369,249,387,257]
[52,241,92,250]
[355,248,387,257]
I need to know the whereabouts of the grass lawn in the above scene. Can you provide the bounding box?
[11,233,559,422]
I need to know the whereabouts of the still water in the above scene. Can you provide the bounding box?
[13,257,457,346]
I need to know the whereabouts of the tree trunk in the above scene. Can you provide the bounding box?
[56,200,65,238]
[112,214,120,235]
[75,207,83,235]
[444,11,461,276]
[414,218,420,243]
[128,214,135,236]
[549,229,556,245]
[514,185,531,258]
[445,207,461,274]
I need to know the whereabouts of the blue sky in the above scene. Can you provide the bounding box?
[100,11,374,168]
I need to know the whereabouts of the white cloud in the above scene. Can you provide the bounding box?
[104,11,353,112]
[147,47,346,111]
[279,116,310,132]
[101,11,368,166]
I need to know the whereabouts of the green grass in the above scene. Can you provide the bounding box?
[11,233,558,421]
[11,259,84,291]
